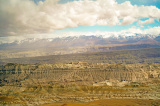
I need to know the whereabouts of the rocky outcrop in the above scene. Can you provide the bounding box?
[0,63,160,86]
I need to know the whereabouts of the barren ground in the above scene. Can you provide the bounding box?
[41,99,160,106]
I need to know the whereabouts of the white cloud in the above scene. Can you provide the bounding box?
[138,18,155,25]
[144,27,160,35]
[0,0,160,37]
[119,27,143,34]
[120,16,137,25]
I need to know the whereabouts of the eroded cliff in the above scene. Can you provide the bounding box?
[0,63,160,105]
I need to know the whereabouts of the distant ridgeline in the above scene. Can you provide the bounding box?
[0,47,160,65]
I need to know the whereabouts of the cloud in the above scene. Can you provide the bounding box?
[0,0,160,37]
[144,27,160,35]
[138,18,155,25]
[120,16,137,25]
[117,26,160,36]
[119,27,143,34]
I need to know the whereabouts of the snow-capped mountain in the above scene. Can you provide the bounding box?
[1,33,160,48]
[9,33,160,44]
[0,33,160,59]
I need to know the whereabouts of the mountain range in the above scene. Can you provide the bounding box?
[0,33,160,59]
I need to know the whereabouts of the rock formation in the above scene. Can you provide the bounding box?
[0,63,160,105]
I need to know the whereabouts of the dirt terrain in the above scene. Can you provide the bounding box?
[42,99,160,106]
[0,63,160,105]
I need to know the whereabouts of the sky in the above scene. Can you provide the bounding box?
[0,0,160,43]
